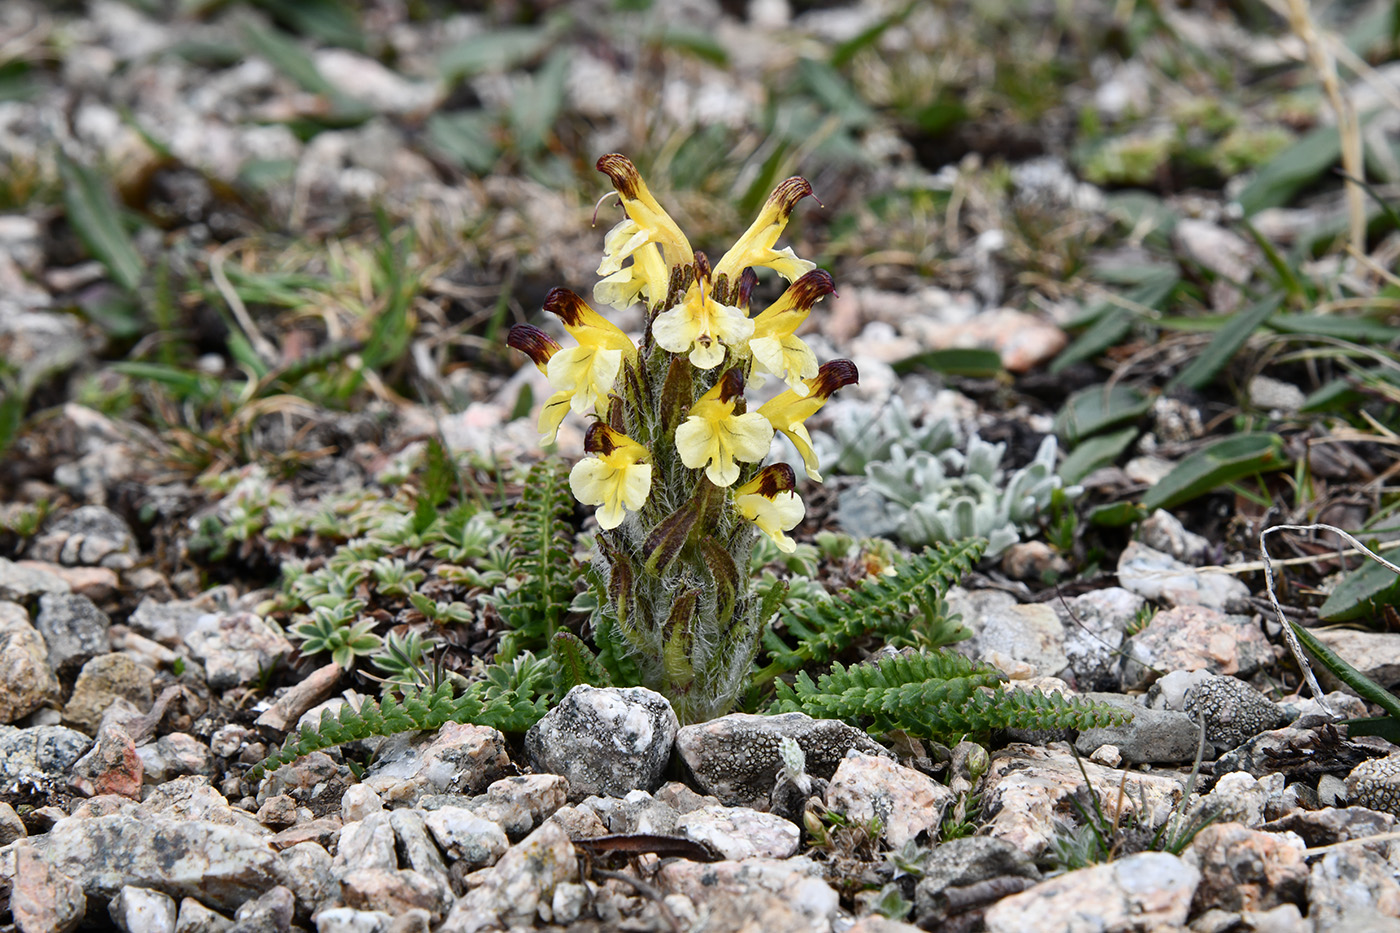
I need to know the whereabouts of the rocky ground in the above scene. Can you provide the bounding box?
[2,0,1400,931]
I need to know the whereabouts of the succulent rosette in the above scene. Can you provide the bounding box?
[507,155,857,721]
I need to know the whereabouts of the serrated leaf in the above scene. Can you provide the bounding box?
[1059,427,1139,485]
[1054,385,1152,445]
[1319,557,1400,622]
[1141,432,1288,511]
[1169,293,1283,391]
[57,153,145,292]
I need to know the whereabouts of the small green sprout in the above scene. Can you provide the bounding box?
[293,603,382,669]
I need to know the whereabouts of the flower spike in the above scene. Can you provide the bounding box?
[734,464,804,553]
[747,269,836,395]
[675,369,774,487]
[569,423,652,530]
[714,176,816,285]
[757,359,859,483]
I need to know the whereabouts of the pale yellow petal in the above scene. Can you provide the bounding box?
[651,304,698,356]
[538,390,572,444]
[620,462,652,511]
[674,417,716,472]
[726,411,776,464]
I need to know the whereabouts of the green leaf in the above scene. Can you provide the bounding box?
[439,27,552,82]
[241,19,337,97]
[1236,124,1341,216]
[1319,557,1400,622]
[1342,716,1400,742]
[893,348,1004,378]
[509,50,569,156]
[57,153,145,292]
[1087,502,1149,527]
[1269,314,1400,343]
[252,0,364,50]
[1168,293,1283,391]
[1141,433,1288,511]
[1289,620,1400,722]
[426,111,499,174]
[796,58,875,128]
[1059,427,1139,485]
[1051,307,1134,373]
[1054,385,1152,445]
[658,27,728,65]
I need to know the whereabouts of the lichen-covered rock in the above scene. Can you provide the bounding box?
[1180,673,1289,750]
[656,857,840,933]
[1184,822,1308,914]
[676,711,890,808]
[1056,587,1143,692]
[0,604,61,724]
[914,836,1040,924]
[525,685,678,799]
[34,592,111,675]
[1347,756,1400,817]
[0,724,93,792]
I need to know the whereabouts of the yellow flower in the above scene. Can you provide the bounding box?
[595,154,693,308]
[713,177,816,286]
[569,423,652,530]
[734,464,804,553]
[675,369,774,487]
[652,270,755,370]
[757,360,859,483]
[542,288,636,418]
[506,323,574,443]
[748,270,835,395]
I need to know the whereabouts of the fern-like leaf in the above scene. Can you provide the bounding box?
[248,655,554,782]
[491,459,578,658]
[772,648,1131,743]
[755,539,986,688]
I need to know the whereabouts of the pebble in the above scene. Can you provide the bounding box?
[362,721,509,805]
[274,840,336,921]
[422,806,510,866]
[1119,605,1274,691]
[340,868,450,922]
[1055,586,1143,692]
[675,711,889,808]
[825,751,955,848]
[184,612,293,690]
[657,857,841,933]
[174,896,233,933]
[982,851,1200,933]
[340,784,384,823]
[0,557,71,602]
[1117,541,1252,612]
[62,652,153,734]
[1309,627,1400,693]
[1308,846,1400,932]
[1198,771,1285,828]
[1074,693,1201,763]
[69,721,143,798]
[108,884,178,933]
[913,835,1040,924]
[0,605,61,724]
[948,587,1069,678]
[311,907,395,933]
[524,685,679,799]
[228,884,295,933]
[9,840,86,933]
[332,811,398,875]
[388,809,451,893]
[1184,822,1308,914]
[1181,673,1290,750]
[34,592,111,675]
[438,821,578,933]
[675,804,800,859]
[0,724,93,791]
[137,732,215,783]
[29,505,140,569]
[456,773,569,837]
[1139,509,1213,564]
[0,800,27,844]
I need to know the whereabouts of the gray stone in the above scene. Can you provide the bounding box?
[0,557,71,602]
[1120,605,1273,691]
[825,751,955,848]
[422,806,509,866]
[35,592,111,675]
[948,587,1069,678]
[275,841,336,924]
[456,773,569,838]
[439,821,578,933]
[228,884,294,933]
[525,685,678,798]
[174,896,233,933]
[137,732,216,783]
[109,885,178,933]
[1118,541,1251,611]
[313,908,395,933]
[1310,627,1400,693]
[1184,822,1308,914]
[1309,846,1400,932]
[388,809,451,894]
[1139,509,1212,564]
[340,867,450,921]
[1197,771,1285,828]
[63,652,153,733]
[30,505,139,569]
[0,724,93,792]
[362,721,509,805]
[0,604,61,724]
[184,612,293,690]
[914,836,1040,922]
[127,595,215,645]
[1055,587,1142,692]
[332,811,398,875]
[32,815,281,912]
[1074,694,1201,764]
[0,799,27,844]
[675,805,800,860]
[676,711,890,808]
[656,857,840,933]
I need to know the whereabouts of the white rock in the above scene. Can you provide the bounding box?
[983,851,1199,933]
[675,805,800,860]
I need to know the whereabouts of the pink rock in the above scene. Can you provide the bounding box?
[10,841,85,933]
[70,722,143,799]
[1185,822,1308,914]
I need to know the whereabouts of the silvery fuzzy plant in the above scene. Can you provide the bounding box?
[507,155,858,723]
[836,427,1079,556]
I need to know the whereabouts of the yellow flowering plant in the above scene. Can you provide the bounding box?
[508,155,858,722]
